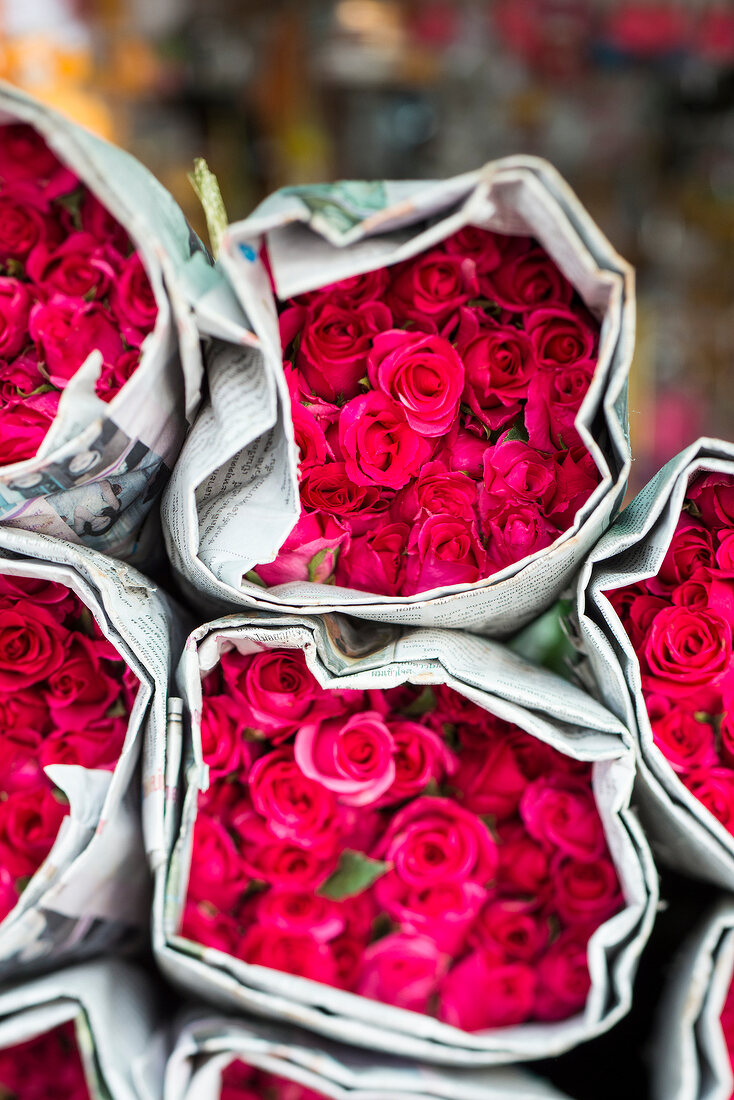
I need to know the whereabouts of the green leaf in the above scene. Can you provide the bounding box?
[308,545,340,583]
[77,606,96,637]
[244,570,267,588]
[318,850,390,900]
[106,698,127,719]
[54,186,85,230]
[188,157,228,259]
[401,685,436,716]
[504,414,529,443]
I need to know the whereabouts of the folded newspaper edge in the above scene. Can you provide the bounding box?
[0,957,161,1100]
[163,1013,573,1100]
[149,612,657,1066]
[652,899,734,1100]
[0,524,183,975]
[162,156,633,635]
[0,82,239,563]
[577,437,734,890]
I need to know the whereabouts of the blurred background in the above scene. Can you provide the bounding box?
[1,3,731,1095]
[6,0,734,494]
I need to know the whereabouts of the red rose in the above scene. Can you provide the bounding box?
[460,323,537,432]
[0,396,58,465]
[335,523,410,597]
[393,459,476,525]
[338,391,433,490]
[29,298,123,387]
[520,775,606,861]
[291,401,331,473]
[0,192,46,260]
[482,499,558,571]
[356,933,447,1014]
[26,231,117,301]
[682,767,734,833]
[0,601,66,690]
[649,518,715,591]
[534,928,592,1021]
[220,649,320,739]
[651,707,717,773]
[300,462,390,531]
[439,951,536,1031]
[295,268,390,308]
[186,813,249,910]
[525,359,596,451]
[0,785,67,881]
[200,695,250,779]
[642,606,732,699]
[0,124,77,200]
[404,514,488,594]
[367,330,464,437]
[471,897,549,961]
[525,307,597,368]
[233,808,338,890]
[553,854,622,925]
[483,245,573,312]
[375,871,486,955]
[293,299,392,404]
[237,924,338,984]
[387,249,478,329]
[43,634,120,724]
[0,277,32,358]
[249,747,341,855]
[443,226,503,273]
[377,796,497,888]
[112,252,158,345]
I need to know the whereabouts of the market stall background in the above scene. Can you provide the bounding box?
[3,0,734,1097]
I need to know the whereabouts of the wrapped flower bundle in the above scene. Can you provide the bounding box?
[153,615,656,1065]
[0,123,157,462]
[165,1015,572,1100]
[0,570,137,924]
[578,438,734,889]
[182,650,622,1033]
[0,81,215,562]
[0,524,178,977]
[164,159,633,634]
[653,901,734,1100]
[252,228,602,596]
[0,1020,91,1099]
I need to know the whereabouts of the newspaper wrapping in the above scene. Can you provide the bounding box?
[0,524,182,977]
[0,958,162,1100]
[0,81,241,564]
[148,612,657,1066]
[161,158,634,635]
[576,438,734,890]
[162,1014,573,1100]
[652,900,734,1100]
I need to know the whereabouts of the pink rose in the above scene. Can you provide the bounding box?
[453,729,529,822]
[437,422,489,479]
[0,784,67,880]
[387,250,478,329]
[81,191,131,253]
[525,359,596,451]
[0,278,32,358]
[367,330,464,436]
[237,924,338,985]
[200,695,250,779]
[381,718,457,803]
[642,606,732,699]
[0,192,46,260]
[95,348,141,403]
[0,395,57,464]
[186,813,249,910]
[550,445,600,527]
[40,716,126,771]
[255,888,345,943]
[334,523,410,597]
[439,951,536,1031]
[682,767,734,834]
[291,401,331,473]
[43,634,120,724]
[29,298,123,387]
[393,459,476,525]
[291,299,392,403]
[404,515,487,594]
[220,649,322,739]
[249,747,341,855]
[553,854,622,925]
[520,776,606,861]
[0,352,46,403]
[338,390,433,490]
[295,268,390,308]
[471,897,549,961]
[26,231,117,301]
[716,530,734,575]
[295,711,396,806]
[0,124,78,200]
[525,307,597,368]
[0,601,66,689]
[256,510,349,587]
[377,796,498,887]
[0,729,43,793]
[483,499,559,571]
[689,473,734,529]
[608,585,667,651]
[460,324,537,431]
[482,436,559,516]
[0,575,78,615]
[112,252,158,345]
[649,518,715,592]
[233,808,338,890]
[534,928,592,1021]
[651,708,717,773]
[355,933,447,1014]
[496,823,552,898]
[483,245,573,311]
[180,900,240,955]
[375,872,486,955]
[0,687,50,734]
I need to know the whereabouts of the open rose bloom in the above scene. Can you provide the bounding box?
[0,959,161,1100]
[0,524,177,977]
[152,614,656,1065]
[578,438,734,890]
[0,81,211,563]
[165,1016,572,1100]
[163,160,633,635]
[653,901,734,1100]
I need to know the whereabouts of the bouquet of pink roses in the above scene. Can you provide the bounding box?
[164,159,633,635]
[166,1015,572,1100]
[0,81,212,562]
[578,438,734,890]
[152,614,655,1065]
[0,524,178,976]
